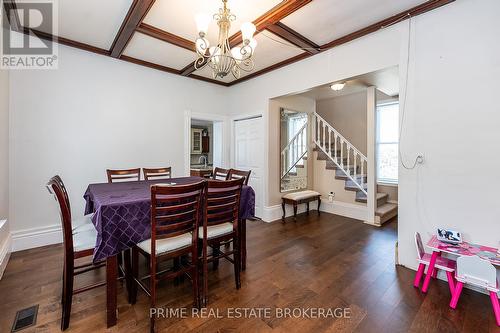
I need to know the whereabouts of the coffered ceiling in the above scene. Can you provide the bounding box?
[3,0,454,86]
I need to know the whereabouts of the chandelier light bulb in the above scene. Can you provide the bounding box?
[195,13,211,35]
[249,38,257,51]
[231,47,243,61]
[241,22,256,42]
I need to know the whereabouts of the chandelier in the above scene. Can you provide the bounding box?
[194,0,257,80]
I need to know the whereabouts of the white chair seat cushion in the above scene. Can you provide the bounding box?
[282,190,320,201]
[198,223,233,239]
[72,214,95,234]
[418,253,456,272]
[73,227,97,252]
[137,233,192,256]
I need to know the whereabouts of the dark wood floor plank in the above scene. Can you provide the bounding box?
[0,212,497,332]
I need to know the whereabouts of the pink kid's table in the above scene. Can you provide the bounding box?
[421,235,500,293]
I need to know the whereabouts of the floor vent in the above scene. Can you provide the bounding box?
[11,305,38,332]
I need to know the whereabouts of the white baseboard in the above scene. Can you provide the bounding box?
[262,201,319,222]
[0,220,12,279]
[262,200,367,223]
[319,200,368,221]
[11,224,62,252]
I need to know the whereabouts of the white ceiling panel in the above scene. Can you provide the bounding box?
[239,32,304,78]
[31,0,133,50]
[281,0,425,45]
[144,0,282,42]
[123,32,196,70]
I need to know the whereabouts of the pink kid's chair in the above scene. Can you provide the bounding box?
[414,232,457,294]
[449,255,499,327]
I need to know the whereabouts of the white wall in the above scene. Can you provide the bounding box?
[397,0,500,269]
[317,91,368,155]
[9,33,230,249]
[0,50,11,277]
[0,65,8,220]
[227,0,500,271]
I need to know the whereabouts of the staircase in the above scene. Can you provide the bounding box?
[313,112,397,225]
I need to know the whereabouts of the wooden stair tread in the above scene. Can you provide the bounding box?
[356,192,387,200]
[375,202,398,217]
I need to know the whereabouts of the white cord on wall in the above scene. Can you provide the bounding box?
[399,17,423,170]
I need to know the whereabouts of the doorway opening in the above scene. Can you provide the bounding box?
[185,112,225,178]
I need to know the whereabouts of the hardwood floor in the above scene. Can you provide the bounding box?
[0,213,498,332]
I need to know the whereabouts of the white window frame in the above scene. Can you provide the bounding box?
[376,101,399,185]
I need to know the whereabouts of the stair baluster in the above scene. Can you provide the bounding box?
[312,112,368,195]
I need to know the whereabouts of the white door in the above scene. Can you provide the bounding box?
[234,116,263,218]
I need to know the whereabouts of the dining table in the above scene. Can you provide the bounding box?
[83,176,255,327]
[421,235,500,293]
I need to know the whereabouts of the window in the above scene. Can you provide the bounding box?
[376,102,399,184]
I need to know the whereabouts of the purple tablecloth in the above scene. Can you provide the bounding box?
[83,176,255,262]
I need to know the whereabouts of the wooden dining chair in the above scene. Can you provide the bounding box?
[199,178,244,306]
[106,168,141,183]
[212,167,230,181]
[143,167,172,180]
[130,181,206,332]
[227,168,251,185]
[47,176,107,331]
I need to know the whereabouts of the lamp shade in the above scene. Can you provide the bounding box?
[240,22,256,41]
[195,13,211,35]
[231,47,243,61]
[249,38,257,51]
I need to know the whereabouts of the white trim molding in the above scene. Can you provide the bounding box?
[319,200,368,221]
[11,224,62,252]
[261,199,368,223]
[0,219,12,279]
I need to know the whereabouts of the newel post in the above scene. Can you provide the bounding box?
[365,86,377,224]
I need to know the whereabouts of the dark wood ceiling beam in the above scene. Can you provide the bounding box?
[229,0,455,86]
[228,0,312,47]
[265,22,319,54]
[3,0,21,32]
[136,23,195,52]
[181,0,312,76]
[109,0,155,58]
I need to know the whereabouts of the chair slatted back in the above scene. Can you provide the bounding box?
[150,181,206,256]
[106,168,141,183]
[47,176,74,252]
[143,167,172,181]
[204,178,244,231]
[227,169,251,185]
[212,167,230,181]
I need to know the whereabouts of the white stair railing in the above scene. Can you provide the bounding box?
[281,122,307,179]
[313,112,368,195]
